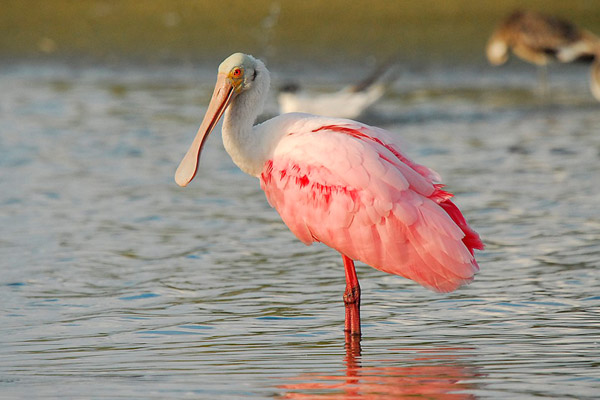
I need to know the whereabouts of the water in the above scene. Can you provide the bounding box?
[1,62,600,399]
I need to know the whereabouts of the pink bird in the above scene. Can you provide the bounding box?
[175,53,484,338]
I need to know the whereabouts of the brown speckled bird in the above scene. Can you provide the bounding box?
[486,10,600,100]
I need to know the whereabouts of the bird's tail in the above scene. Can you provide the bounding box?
[433,185,485,257]
[350,56,400,93]
[439,199,485,257]
[557,30,600,63]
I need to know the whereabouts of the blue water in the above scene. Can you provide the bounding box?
[1,61,599,399]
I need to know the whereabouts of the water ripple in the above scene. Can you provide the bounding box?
[1,65,599,399]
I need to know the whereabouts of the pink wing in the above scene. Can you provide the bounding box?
[260,120,484,293]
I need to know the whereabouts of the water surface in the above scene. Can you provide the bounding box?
[1,62,600,399]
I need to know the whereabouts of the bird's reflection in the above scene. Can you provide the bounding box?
[278,336,479,399]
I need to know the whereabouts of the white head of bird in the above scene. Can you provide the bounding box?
[175,52,271,187]
[486,37,509,65]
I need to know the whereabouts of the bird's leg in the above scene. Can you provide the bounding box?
[537,64,549,100]
[343,331,362,388]
[344,331,362,360]
[342,255,361,337]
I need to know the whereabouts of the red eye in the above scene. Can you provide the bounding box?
[233,68,242,77]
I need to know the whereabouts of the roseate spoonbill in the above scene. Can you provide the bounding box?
[277,59,397,119]
[486,10,600,99]
[175,53,483,337]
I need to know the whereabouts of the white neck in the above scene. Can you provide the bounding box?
[221,61,277,177]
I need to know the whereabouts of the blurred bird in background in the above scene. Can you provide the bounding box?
[486,10,600,100]
[277,58,399,119]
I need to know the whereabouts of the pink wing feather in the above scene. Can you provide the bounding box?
[260,121,484,293]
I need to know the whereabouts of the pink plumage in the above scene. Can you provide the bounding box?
[260,120,484,293]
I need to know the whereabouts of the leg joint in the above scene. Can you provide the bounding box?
[343,284,361,305]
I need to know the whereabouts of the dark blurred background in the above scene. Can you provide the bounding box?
[2,0,600,68]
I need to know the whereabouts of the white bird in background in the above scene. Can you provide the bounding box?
[277,59,398,119]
